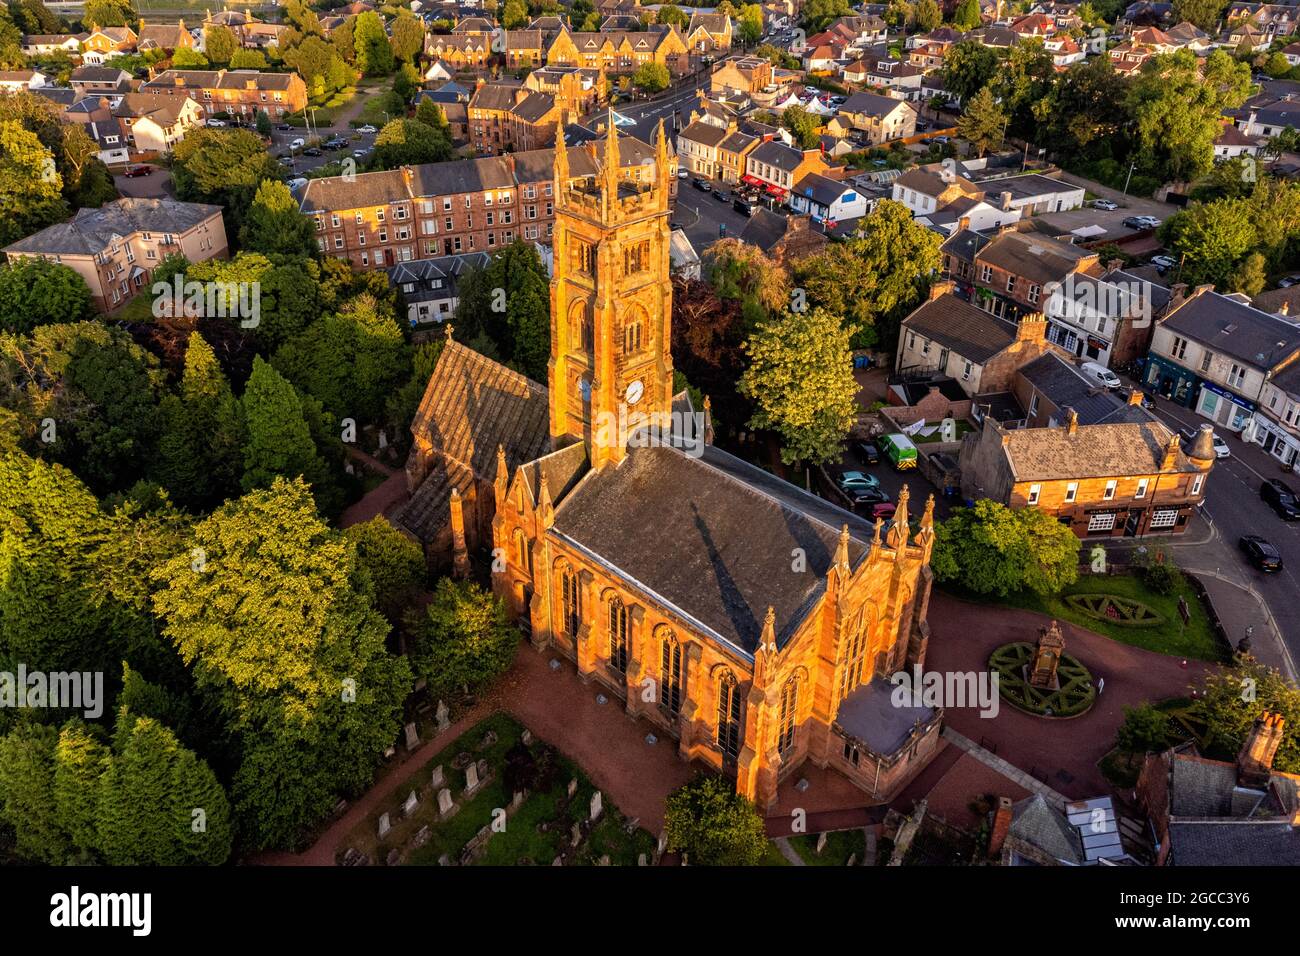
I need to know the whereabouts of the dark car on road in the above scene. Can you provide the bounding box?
[276,123,293,131]
[124,164,153,177]
[733,197,753,217]
[692,177,710,191]
[302,146,322,156]
[854,440,880,464]
[1240,535,1284,572]
[712,187,730,202]
[1261,478,1300,520]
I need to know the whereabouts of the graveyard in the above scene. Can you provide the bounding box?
[338,713,657,866]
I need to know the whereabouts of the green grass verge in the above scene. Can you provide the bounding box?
[791,828,866,866]
[981,572,1225,662]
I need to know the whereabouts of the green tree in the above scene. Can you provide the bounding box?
[781,104,821,149]
[739,306,857,466]
[793,199,941,349]
[171,47,209,68]
[1158,197,1257,287]
[664,775,767,866]
[502,0,529,28]
[407,579,517,701]
[372,117,452,169]
[389,13,425,62]
[1115,703,1172,754]
[632,60,670,94]
[453,240,551,380]
[737,4,764,43]
[1129,48,1252,183]
[941,40,1001,104]
[1230,250,1267,296]
[957,85,1008,158]
[1171,0,1228,31]
[345,516,425,624]
[657,2,689,28]
[802,0,850,31]
[203,24,239,65]
[415,97,450,133]
[150,478,411,849]
[951,0,982,29]
[0,258,92,332]
[0,118,68,246]
[354,10,395,75]
[914,0,941,30]
[232,48,269,70]
[239,356,336,511]
[931,499,1081,597]
[0,723,67,863]
[81,0,133,27]
[240,179,318,259]
[53,722,109,858]
[1193,658,1300,772]
[170,127,283,231]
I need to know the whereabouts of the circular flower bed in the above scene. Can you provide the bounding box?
[988,642,1097,718]
[1063,593,1163,627]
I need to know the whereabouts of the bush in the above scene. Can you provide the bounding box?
[664,775,767,866]
[1116,703,1171,754]
[1140,551,1184,595]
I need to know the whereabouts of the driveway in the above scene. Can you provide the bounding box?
[114,167,173,198]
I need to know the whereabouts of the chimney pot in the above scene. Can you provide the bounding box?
[1066,408,1078,435]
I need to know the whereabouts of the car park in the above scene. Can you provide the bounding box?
[1080,361,1121,389]
[1240,534,1283,572]
[1261,478,1300,520]
[1091,199,1118,211]
[837,471,881,492]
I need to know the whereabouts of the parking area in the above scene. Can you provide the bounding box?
[671,175,775,251]
[266,124,380,177]
[820,438,958,526]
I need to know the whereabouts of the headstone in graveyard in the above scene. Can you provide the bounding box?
[377,813,391,838]
[435,700,450,732]
[403,791,418,817]
[431,764,445,789]
[590,790,603,822]
[438,788,455,818]
[404,722,419,750]
[465,762,480,794]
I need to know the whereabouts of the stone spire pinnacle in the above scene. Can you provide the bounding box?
[887,484,911,549]
[834,523,851,574]
[554,129,569,193]
[493,443,509,505]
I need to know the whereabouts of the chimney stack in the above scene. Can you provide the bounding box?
[1000,190,1013,211]
[1106,258,1124,274]
[988,796,1014,859]
[1237,712,1285,787]
[1065,407,1078,435]
[929,278,954,301]
[1161,432,1181,471]
[1281,301,1291,317]
[957,215,971,231]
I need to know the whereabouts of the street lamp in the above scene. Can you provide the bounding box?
[1122,161,1136,196]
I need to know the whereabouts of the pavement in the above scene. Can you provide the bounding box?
[1102,375,1300,680]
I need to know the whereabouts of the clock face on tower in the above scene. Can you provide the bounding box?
[625,380,644,406]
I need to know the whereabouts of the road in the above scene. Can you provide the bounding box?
[671,179,752,254]
[1108,382,1300,676]
[583,72,711,145]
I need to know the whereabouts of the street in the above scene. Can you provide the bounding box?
[672,179,752,254]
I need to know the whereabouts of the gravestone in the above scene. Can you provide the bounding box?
[404,722,419,750]
[385,849,400,866]
[816,831,828,855]
[512,790,525,809]
[846,853,857,866]
[435,700,450,732]
[438,788,455,818]
[567,778,578,798]
[552,855,563,866]
[403,791,418,817]
[571,823,582,847]
[377,813,391,838]
[431,764,445,790]
[438,854,451,866]
[657,833,668,855]
[637,854,648,867]
[383,746,397,760]
[465,762,480,794]
[598,855,611,866]
[590,790,603,822]
[480,730,498,749]
[521,729,533,746]
[476,758,489,781]
[413,825,431,848]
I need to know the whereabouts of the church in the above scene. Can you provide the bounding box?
[395,119,944,809]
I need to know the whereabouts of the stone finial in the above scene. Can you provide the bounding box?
[921,493,935,531]
[443,322,455,341]
[834,523,850,574]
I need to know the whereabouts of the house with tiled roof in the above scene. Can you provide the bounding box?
[3,198,227,312]
[743,139,830,201]
[971,225,1098,320]
[836,90,917,143]
[959,404,1215,537]
[0,69,48,93]
[685,11,733,52]
[20,33,86,57]
[1137,715,1300,865]
[468,81,564,154]
[136,19,195,53]
[81,24,137,64]
[1014,352,1158,429]
[112,92,205,156]
[139,68,308,120]
[387,251,490,325]
[70,65,131,97]
[1214,120,1261,160]
[1145,286,1300,433]
[738,208,828,262]
[545,26,690,76]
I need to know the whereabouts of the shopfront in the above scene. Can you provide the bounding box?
[1195,380,1254,433]
[1253,415,1300,469]
[1145,354,1199,408]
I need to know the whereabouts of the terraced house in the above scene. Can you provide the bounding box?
[297,133,674,268]
[468,82,564,154]
[545,26,690,76]
[139,68,308,120]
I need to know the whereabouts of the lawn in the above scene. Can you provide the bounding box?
[340,712,657,866]
[995,571,1226,662]
[791,828,867,866]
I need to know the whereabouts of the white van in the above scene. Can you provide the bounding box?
[1080,361,1121,389]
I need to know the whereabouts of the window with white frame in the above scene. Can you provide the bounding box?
[1027,483,1041,505]
[1103,479,1117,500]
[1065,482,1078,503]
[1191,474,1204,496]
[1135,478,1148,499]
[1088,512,1116,533]
[1149,508,1178,529]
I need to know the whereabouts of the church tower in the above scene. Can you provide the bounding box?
[548,116,675,468]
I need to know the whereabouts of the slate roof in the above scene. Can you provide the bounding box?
[679,119,730,148]
[1009,794,1084,865]
[941,227,990,265]
[793,172,855,206]
[393,339,552,542]
[1163,291,1300,370]
[386,251,489,302]
[1170,821,1300,865]
[739,206,789,252]
[1018,353,1154,426]
[749,139,805,172]
[902,293,1018,365]
[835,678,935,754]
[976,231,1092,286]
[999,419,1198,481]
[5,198,221,256]
[840,89,908,118]
[551,442,880,654]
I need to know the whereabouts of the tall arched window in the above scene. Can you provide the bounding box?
[514,529,532,576]
[624,322,642,355]
[778,677,798,755]
[716,671,742,760]
[660,631,682,718]
[560,566,581,638]
[608,597,628,673]
[838,616,868,705]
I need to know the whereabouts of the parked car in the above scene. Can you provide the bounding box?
[713,187,730,202]
[692,177,710,191]
[124,164,153,178]
[1122,215,1159,229]
[277,156,295,167]
[854,440,880,464]
[205,118,227,127]
[1150,254,1177,274]
[1277,274,1300,288]
[1261,478,1300,520]
[1080,360,1121,389]
[289,137,305,150]
[861,501,896,520]
[879,432,918,470]
[302,146,321,156]
[1240,534,1283,572]
[1091,199,1118,211]
[733,197,753,217]
[353,147,372,158]
[837,470,881,493]
[275,123,293,131]
[286,177,308,191]
[356,124,378,134]
[677,168,689,179]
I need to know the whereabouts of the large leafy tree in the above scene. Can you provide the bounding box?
[802,0,850,31]
[951,0,982,29]
[1158,197,1257,287]
[632,61,670,94]
[1034,57,1128,160]
[0,258,93,333]
[914,0,941,30]
[372,118,452,170]
[170,128,283,230]
[239,179,318,259]
[793,199,941,350]
[453,240,551,381]
[239,356,338,513]
[781,104,821,149]
[956,86,1008,158]
[344,516,425,625]
[739,306,858,466]
[0,119,67,246]
[664,775,767,866]
[1192,658,1300,772]
[941,40,1001,105]
[150,478,411,849]
[1172,0,1228,30]
[354,10,395,75]
[1129,49,1252,183]
[931,499,1080,597]
[990,39,1055,139]
[203,24,239,65]
[407,579,517,701]
[81,0,134,26]
[389,13,425,62]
